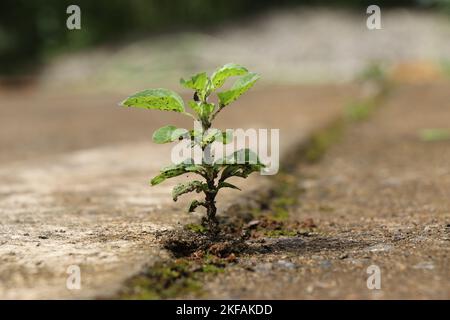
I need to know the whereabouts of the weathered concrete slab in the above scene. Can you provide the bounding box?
[0,85,359,299]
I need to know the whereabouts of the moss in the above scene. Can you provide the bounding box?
[250,207,263,217]
[272,196,296,208]
[272,207,290,221]
[265,229,298,238]
[120,259,203,299]
[319,204,335,212]
[202,263,225,273]
[261,173,300,221]
[345,99,376,121]
[303,120,345,163]
[120,250,232,299]
[184,223,207,234]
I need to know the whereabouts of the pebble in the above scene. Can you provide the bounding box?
[413,261,435,270]
[277,260,296,270]
[255,263,273,273]
[347,258,369,267]
[365,244,392,252]
[306,285,314,294]
[392,232,406,241]
[246,220,260,229]
[319,260,332,269]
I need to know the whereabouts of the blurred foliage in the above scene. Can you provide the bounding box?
[442,60,450,76]
[357,62,387,82]
[0,0,447,75]
[419,128,450,142]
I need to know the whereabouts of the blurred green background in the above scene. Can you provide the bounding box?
[1,0,449,75]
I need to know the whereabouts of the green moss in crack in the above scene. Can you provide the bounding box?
[303,120,345,163]
[120,253,233,299]
[120,259,202,299]
[201,263,225,274]
[184,223,207,234]
[345,99,376,122]
[265,229,298,238]
[264,173,300,221]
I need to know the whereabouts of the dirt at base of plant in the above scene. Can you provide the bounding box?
[117,172,321,299]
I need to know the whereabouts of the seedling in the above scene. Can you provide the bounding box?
[120,63,264,234]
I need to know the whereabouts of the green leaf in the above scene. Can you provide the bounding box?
[216,130,233,144]
[211,63,248,89]
[201,103,215,117]
[218,164,240,181]
[150,174,166,186]
[216,148,263,165]
[188,101,214,119]
[181,72,213,101]
[217,72,260,107]
[201,128,221,146]
[232,148,260,164]
[150,163,189,186]
[121,88,185,113]
[180,72,208,92]
[216,149,265,181]
[172,181,205,201]
[152,125,188,144]
[218,182,241,191]
[150,160,208,185]
[188,200,206,213]
[185,164,206,174]
[219,163,265,182]
[200,129,232,146]
[188,100,202,115]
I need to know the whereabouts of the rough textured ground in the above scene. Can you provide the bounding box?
[193,82,450,299]
[0,85,358,299]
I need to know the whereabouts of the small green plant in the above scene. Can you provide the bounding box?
[120,63,264,234]
[419,128,450,142]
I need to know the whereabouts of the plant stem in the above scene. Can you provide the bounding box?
[203,157,219,235]
[210,104,224,123]
[199,118,219,235]
[205,188,218,235]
